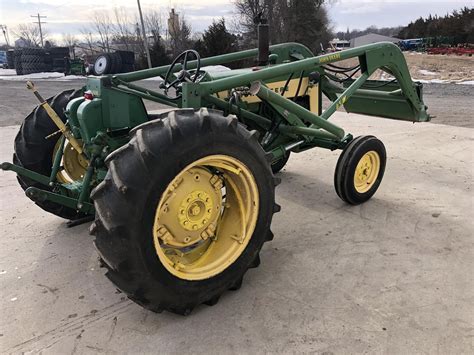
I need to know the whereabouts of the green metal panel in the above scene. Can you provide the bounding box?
[86,77,103,96]
[181,82,202,108]
[100,88,148,129]
[65,97,85,137]
[77,99,103,143]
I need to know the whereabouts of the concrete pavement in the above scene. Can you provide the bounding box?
[0,113,472,354]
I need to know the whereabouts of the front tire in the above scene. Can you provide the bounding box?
[91,109,280,315]
[271,152,290,174]
[334,135,386,205]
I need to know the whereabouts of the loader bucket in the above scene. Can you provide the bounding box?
[341,79,430,122]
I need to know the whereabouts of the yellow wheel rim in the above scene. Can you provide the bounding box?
[353,150,380,193]
[153,155,259,281]
[53,139,88,183]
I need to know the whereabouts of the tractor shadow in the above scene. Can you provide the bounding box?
[274,168,341,213]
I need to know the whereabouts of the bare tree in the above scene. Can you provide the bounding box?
[13,24,45,47]
[113,7,135,50]
[233,0,264,34]
[145,9,163,44]
[234,0,331,51]
[62,33,78,47]
[169,14,193,56]
[92,11,112,52]
[80,28,95,54]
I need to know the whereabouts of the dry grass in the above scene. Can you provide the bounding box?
[329,52,474,82]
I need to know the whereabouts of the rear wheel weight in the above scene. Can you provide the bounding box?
[334,135,386,205]
[91,108,278,315]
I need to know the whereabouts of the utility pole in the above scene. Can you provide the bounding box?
[137,0,152,68]
[31,13,47,47]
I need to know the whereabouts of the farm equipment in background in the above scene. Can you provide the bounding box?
[1,23,430,315]
[427,46,474,56]
[399,38,425,51]
[65,58,86,76]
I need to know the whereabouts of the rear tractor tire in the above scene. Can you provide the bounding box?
[13,89,86,220]
[91,108,280,315]
[334,135,386,205]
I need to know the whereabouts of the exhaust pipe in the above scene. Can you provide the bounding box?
[258,22,269,66]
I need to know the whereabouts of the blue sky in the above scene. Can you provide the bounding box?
[0,0,470,44]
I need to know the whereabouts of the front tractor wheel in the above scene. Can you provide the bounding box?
[91,109,279,315]
[271,152,290,174]
[334,135,386,205]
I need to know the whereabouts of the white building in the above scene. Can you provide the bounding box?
[350,33,401,48]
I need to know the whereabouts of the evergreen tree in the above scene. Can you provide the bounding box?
[195,18,238,57]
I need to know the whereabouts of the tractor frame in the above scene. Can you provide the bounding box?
[2,41,429,217]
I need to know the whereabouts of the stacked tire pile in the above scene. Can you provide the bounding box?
[6,50,15,69]
[14,49,23,75]
[48,47,70,72]
[93,51,135,75]
[13,47,70,75]
[21,47,47,74]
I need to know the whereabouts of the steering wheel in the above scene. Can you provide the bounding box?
[161,50,201,98]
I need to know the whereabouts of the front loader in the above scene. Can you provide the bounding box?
[1,26,430,315]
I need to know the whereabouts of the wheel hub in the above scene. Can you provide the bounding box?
[154,167,222,248]
[152,155,259,281]
[53,140,88,183]
[354,150,380,193]
[178,190,213,231]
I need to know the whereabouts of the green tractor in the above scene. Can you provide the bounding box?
[2,25,429,315]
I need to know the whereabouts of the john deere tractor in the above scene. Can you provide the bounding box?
[2,24,429,315]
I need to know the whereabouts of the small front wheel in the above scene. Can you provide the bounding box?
[271,152,290,174]
[334,135,386,205]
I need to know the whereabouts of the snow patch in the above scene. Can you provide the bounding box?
[415,79,447,84]
[418,69,438,76]
[0,71,85,81]
[0,68,16,76]
[457,80,474,86]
